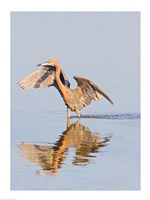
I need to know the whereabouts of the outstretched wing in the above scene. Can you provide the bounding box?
[17,66,70,89]
[74,76,113,106]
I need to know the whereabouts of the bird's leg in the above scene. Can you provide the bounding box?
[67,108,71,118]
[76,110,81,118]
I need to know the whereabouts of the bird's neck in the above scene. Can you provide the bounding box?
[55,63,68,102]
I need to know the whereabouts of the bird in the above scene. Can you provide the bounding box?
[18,59,113,118]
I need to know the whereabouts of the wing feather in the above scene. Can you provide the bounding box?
[74,76,113,105]
[17,68,54,89]
[18,66,70,90]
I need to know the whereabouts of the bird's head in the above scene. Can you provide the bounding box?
[37,59,59,67]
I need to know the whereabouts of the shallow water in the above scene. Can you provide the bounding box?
[11,111,140,190]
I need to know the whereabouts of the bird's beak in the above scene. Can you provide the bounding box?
[37,62,49,67]
[37,63,42,66]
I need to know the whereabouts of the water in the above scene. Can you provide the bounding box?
[11,111,140,190]
[11,12,140,190]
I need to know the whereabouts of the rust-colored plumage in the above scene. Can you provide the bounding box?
[18,59,113,117]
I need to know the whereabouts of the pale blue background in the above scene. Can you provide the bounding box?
[11,12,140,114]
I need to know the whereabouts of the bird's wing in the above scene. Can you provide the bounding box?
[18,66,70,89]
[74,76,113,106]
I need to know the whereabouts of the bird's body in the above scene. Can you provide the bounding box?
[18,59,113,117]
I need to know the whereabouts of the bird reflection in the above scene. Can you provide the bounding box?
[19,119,112,175]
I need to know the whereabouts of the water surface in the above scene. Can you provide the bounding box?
[11,111,140,190]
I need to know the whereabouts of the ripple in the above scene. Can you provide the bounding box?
[72,113,140,120]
